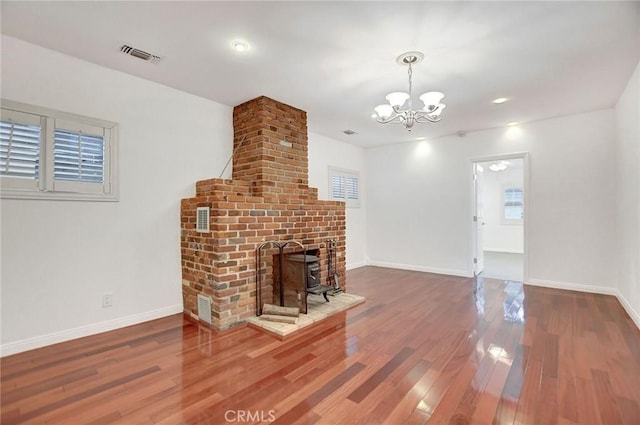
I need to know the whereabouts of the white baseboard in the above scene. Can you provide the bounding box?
[483,249,524,255]
[526,278,617,295]
[616,291,640,330]
[527,279,639,331]
[0,304,183,358]
[367,260,473,278]
[346,261,367,270]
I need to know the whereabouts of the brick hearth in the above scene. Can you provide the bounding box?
[181,96,346,329]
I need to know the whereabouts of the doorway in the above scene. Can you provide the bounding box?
[472,154,528,282]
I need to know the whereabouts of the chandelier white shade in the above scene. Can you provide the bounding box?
[374,52,446,130]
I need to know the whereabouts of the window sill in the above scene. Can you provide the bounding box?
[1,189,119,202]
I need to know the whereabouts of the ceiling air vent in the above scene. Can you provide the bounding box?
[120,45,162,64]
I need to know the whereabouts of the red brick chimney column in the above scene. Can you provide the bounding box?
[232,96,309,197]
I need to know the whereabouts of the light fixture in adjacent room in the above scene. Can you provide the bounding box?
[493,97,508,104]
[489,161,509,172]
[231,40,249,52]
[374,51,446,131]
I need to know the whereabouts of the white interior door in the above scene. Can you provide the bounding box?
[474,163,485,275]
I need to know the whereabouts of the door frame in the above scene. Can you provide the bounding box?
[473,161,486,276]
[470,152,530,283]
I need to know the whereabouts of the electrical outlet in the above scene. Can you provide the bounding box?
[102,293,113,308]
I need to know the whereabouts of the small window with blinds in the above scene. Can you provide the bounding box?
[329,167,360,208]
[1,114,42,188]
[503,187,523,224]
[1,100,118,201]
[54,129,104,183]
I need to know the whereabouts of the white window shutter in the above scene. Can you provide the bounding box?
[0,108,44,192]
[346,176,359,201]
[329,167,360,208]
[332,174,345,200]
[0,120,41,180]
[53,129,105,183]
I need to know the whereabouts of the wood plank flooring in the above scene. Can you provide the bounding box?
[2,266,639,424]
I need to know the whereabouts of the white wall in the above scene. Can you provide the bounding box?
[481,165,524,253]
[615,61,640,327]
[366,109,617,293]
[308,132,367,269]
[0,36,235,355]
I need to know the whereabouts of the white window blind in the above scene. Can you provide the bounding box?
[54,129,104,183]
[0,109,44,192]
[331,175,344,199]
[504,187,523,221]
[1,100,118,201]
[329,167,360,208]
[1,120,41,180]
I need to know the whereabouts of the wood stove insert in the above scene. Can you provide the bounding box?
[256,241,333,316]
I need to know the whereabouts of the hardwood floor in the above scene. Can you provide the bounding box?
[2,266,639,424]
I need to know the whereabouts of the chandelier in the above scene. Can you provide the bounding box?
[374,52,446,131]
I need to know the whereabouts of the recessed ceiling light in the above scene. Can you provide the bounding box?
[231,40,249,52]
[507,121,519,126]
[416,137,426,141]
[493,97,508,104]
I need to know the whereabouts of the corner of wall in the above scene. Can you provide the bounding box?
[616,290,640,330]
[613,60,640,331]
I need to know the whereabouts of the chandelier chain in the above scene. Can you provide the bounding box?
[407,62,413,110]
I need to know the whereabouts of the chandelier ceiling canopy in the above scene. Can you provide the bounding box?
[374,51,446,131]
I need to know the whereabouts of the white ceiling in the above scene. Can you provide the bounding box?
[1,1,638,147]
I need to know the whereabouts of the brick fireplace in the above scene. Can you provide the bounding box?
[180,96,346,329]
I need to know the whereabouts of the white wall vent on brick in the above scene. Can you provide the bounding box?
[196,207,210,233]
[197,294,212,324]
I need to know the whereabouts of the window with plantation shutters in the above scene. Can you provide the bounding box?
[0,110,42,191]
[329,167,360,208]
[503,187,523,224]
[54,129,104,183]
[1,100,118,201]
